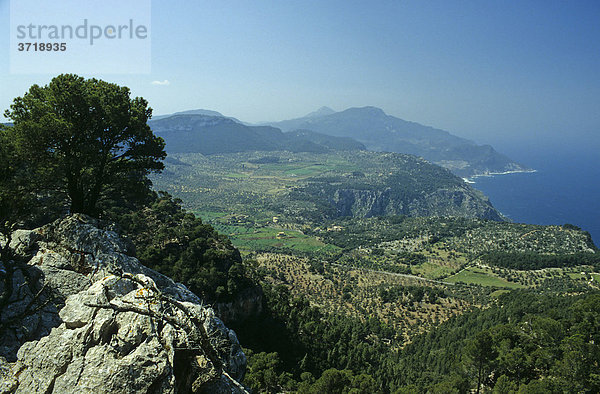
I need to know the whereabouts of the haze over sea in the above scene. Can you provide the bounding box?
[469,142,599,245]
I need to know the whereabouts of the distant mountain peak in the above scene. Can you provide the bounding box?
[172,109,225,117]
[151,109,248,125]
[343,106,387,116]
[151,109,225,121]
[266,105,529,177]
[304,106,336,118]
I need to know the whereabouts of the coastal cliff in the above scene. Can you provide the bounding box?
[328,186,503,221]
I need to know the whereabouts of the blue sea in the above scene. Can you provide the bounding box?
[468,145,599,246]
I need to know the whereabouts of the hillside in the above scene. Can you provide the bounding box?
[151,150,505,222]
[268,106,531,177]
[226,214,599,392]
[145,147,600,391]
[148,114,366,155]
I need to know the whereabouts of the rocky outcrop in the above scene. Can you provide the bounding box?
[330,187,504,221]
[0,214,247,393]
[408,188,504,221]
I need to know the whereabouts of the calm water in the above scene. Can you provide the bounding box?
[470,147,599,246]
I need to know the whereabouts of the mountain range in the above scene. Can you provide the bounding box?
[150,107,529,177]
[266,106,530,177]
[148,114,365,155]
[150,109,246,124]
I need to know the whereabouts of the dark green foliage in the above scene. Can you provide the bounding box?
[235,284,391,392]
[116,192,250,302]
[0,124,54,234]
[4,79,599,394]
[308,260,325,274]
[396,251,427,265]
[0,125,25,262]
[238,289,597,392]
[0,126,24,235]
[394,291,600,392]
[315,215,596,258]
[5,74,165,216]
[464,330,496,393]
[243,350,284,393]
[302,368,378,394]
[482,251,600,270]
[317,216,482,249]
[248,156,281,164]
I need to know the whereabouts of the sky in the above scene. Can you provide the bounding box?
[1,0,599,151]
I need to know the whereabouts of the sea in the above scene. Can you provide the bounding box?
[466,144,599,246]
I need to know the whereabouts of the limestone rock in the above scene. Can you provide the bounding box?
[8,230,40,257]
[329,185,504,220]
[0,214,247,393]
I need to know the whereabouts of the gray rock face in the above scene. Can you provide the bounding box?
[0,214,247,393]
[330,186,504,221]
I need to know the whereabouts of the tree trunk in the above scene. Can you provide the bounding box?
[67,178,85,214]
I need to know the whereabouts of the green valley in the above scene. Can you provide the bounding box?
[152,150,504,224]
[149,148,600,392]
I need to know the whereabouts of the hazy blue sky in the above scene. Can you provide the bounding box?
[1,0,599,150]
